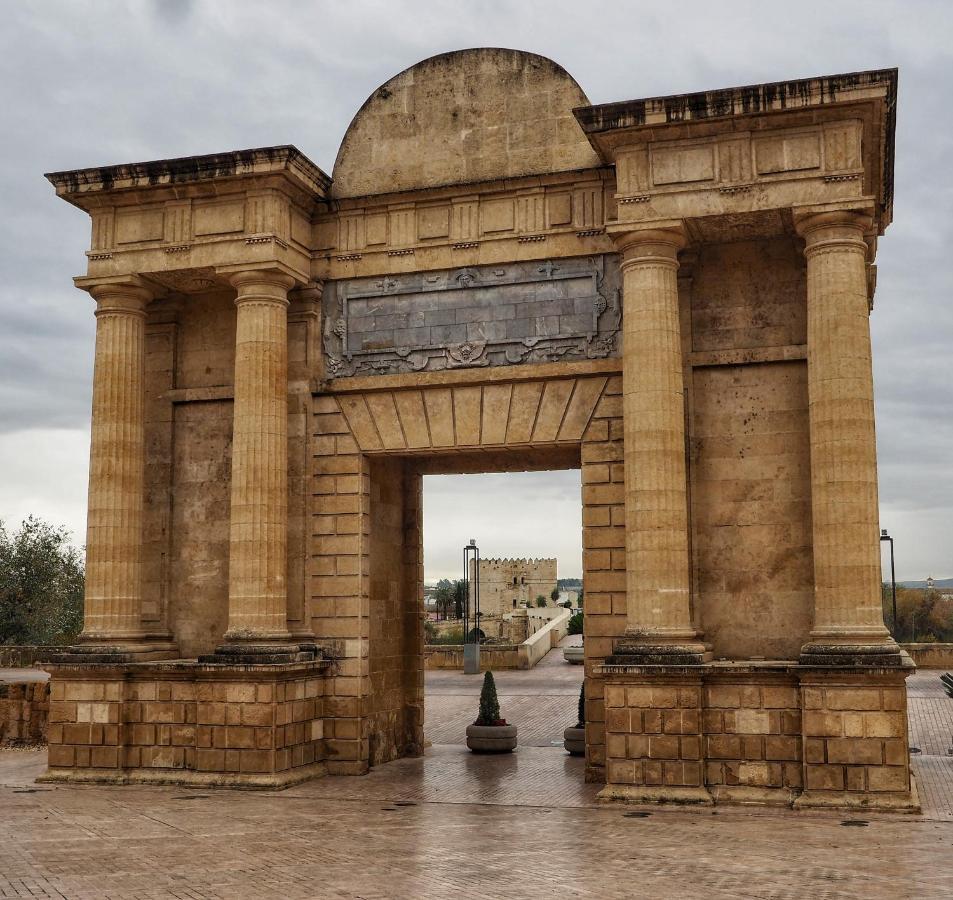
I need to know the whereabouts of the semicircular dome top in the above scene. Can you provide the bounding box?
[331,48,601,199]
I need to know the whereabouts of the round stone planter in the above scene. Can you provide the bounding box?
[466,723,518,753]
[563,645,584,665]
[563,725,585,756]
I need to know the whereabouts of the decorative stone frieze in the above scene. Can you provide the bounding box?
[322,256,620,377]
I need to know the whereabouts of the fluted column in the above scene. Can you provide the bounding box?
[79,280,150,644]
[795,209,898,662]
[612,225,707,662]
[222,269,297,647]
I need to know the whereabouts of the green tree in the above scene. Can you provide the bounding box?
[536,594,547,607]
[433,578,468,620]
[576,683,586,727]
[477,671,502,725]
[550,586,560,603]
[567,611,584,636]
[882,584,953,643]
[0,517,84,645]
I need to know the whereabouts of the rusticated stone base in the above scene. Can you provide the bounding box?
[40,658,330,789]
[598,660,919,812]
[0,681,50,745]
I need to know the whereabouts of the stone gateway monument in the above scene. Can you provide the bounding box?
[42,49,914,810]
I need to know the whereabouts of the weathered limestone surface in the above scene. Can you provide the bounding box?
[81,281,151,642]
[0,682,50,745]
[612,226,704,658]
[331,48,601,197]
[222,270,296,646]
[796,210,895,657]
[40,660,328,788]
[43,50,909,809]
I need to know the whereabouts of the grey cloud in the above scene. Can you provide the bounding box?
[0,0,950,579]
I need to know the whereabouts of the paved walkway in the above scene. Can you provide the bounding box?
[2,648,953,898]
[425,634,582,746]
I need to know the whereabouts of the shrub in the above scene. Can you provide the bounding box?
[567,612,583,636]
[550,587,560,603]
[427,626,464,645]
[423,620,437,643]
[536,595,547,607]
[476,671,503,725]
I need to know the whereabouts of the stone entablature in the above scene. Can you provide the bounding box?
[46,146,328,294]
[577,70,895,230]
[315,169,615,272]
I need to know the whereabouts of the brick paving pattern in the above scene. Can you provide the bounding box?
[425,635,582,747]
[2,656,953,898]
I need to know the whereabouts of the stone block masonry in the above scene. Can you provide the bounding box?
[0,682,50,745]
[600,664,917,811]
[41,659,328,788]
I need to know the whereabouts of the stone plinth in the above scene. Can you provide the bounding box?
[40,659,329,789]
[598,661,918,812]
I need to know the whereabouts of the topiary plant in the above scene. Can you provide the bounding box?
[476,670,504,725]
[576,683,585,728]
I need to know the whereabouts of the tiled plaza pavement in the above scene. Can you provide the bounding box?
[2,652,953,898]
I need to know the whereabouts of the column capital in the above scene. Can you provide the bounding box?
[224,265,298,291]
[608,221,687,267]
[222,267,298,303]
[289,280,324,307]
[75,275,154,316]
[793,207,873,255]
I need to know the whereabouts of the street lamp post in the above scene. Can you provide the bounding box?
[463,539,481,675]
[880,529,897,635]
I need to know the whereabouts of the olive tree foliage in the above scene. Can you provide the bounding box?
[0,517,84,645]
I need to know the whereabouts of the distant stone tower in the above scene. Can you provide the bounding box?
[470,558,558,618]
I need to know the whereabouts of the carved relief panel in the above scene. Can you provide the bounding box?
[322,255,621,377]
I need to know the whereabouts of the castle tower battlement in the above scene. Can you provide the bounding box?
[469,556,558,617]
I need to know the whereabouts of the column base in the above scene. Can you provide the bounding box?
[598,659,918,812]
[199,642,322,665]
[793,780,921,814]
[41,637,180,664]
[798,642,912,668]
[608,642,713,666]
[42,656,330,790]
[38,761,328,791]
[597,784,714,806]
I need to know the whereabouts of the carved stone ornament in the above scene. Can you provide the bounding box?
[446,341,488,368]
[322,255,621,377]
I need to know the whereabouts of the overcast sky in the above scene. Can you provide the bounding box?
[0,1,950,582]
